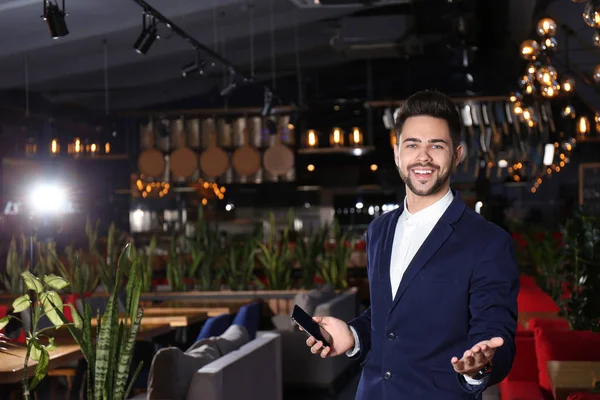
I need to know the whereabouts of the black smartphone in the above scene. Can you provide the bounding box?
[291,305,332,347]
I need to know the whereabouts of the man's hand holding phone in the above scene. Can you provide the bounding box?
[303,316,356,358]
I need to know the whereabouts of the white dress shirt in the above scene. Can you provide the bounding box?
[346,189,483,385]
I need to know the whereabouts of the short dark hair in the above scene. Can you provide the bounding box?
[394,90,461,150]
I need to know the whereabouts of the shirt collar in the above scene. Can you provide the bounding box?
[400,189,454,224]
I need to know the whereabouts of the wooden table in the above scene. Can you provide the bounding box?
[548,360,600,400]
[152,299,250,317]
[90,311,208,328]
[50,323,174,344]
[0,344,82,384]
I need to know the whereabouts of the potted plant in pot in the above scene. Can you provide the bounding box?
[55,243,144,399]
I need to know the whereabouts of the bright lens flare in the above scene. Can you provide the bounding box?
[30,184,66,213]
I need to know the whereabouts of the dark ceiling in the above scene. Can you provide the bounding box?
[0,0,598,114]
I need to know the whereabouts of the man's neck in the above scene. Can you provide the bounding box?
[405,186,450,214]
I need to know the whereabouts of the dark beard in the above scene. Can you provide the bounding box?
[399,164,451,197]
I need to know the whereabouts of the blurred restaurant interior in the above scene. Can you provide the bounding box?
[0,0,600,399]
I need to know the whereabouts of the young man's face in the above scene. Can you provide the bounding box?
[393,116,463,197]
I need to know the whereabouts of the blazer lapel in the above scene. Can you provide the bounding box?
[376,206,403,306]
[390,193,467,311]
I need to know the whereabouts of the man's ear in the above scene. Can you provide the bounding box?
[454,143,464,167]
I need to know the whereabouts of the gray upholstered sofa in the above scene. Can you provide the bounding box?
[134,327,282,400]
[186,332,282,400]
[274,287,359,388]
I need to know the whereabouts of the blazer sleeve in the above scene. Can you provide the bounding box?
[347,226,374,361]
[348,307,372,360]
[465,231,519,392]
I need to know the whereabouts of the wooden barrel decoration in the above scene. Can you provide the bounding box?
[138,148,165,179]
[217,119,233,148]
[263,124,294,178]
[199,120,229,179]
[277,114,295,145]
[232,117,245,148]
[155,119,171,152]
[232,127,261,180]
[170,118,186,149]
[139,119,154,150]
[249,116,263,148]
[186,118,201,149]
[170,147,198,180]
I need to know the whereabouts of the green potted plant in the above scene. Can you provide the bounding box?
[521,232,565,306]
[317,220,354,290]
[559,209,600,331]
[295,224,329,289]
[257,211,295,290]
[56,243,144,400]
[221,231,260,291]
[188,205,222,291]
[0,270,71,400]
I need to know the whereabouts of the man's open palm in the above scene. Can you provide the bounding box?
[451,337,504,377]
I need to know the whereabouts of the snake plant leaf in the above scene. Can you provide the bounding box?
[94,291,120,400]
[125,260,140,324]
[114,307,143,399]
[29,346,49,391]
[12,294,31,313]
[43,274,69,291]
[40,291,64,327]
[21,271,44,294]
[124,360,144,400]
[0,316,9,331]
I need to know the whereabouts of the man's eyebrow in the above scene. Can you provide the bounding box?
[402,137,448,144]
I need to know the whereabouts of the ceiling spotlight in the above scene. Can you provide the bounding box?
[134,14,158,55]
[182,51,205,77]
[219,68,237,96]
[42,0,68,39]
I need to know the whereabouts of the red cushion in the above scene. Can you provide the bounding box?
[504,336,539,382]
[534,329,600,393]
[499,381,545,400]
[0,305,7,332]
[520,275,539,289]
[567,393,600,400]
[528,317,570,332]
[518,288,560,313]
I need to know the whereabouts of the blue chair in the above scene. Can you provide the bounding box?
[196,313,231,341]
[232,302,261,340]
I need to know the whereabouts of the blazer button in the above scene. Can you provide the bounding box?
[388,332,396,340]
[384,371,392,380]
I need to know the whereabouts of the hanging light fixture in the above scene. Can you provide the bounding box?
[304,129,318,148]
[577,115,590,137]
[349,127,363,147]
[329,127,344,147]
[49,139,59,155]
[42,0,69,39]
[25,138,37,156]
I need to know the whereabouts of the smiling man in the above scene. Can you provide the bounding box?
[304,90,519,399]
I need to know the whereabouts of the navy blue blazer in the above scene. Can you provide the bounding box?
[348,192,519,400]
